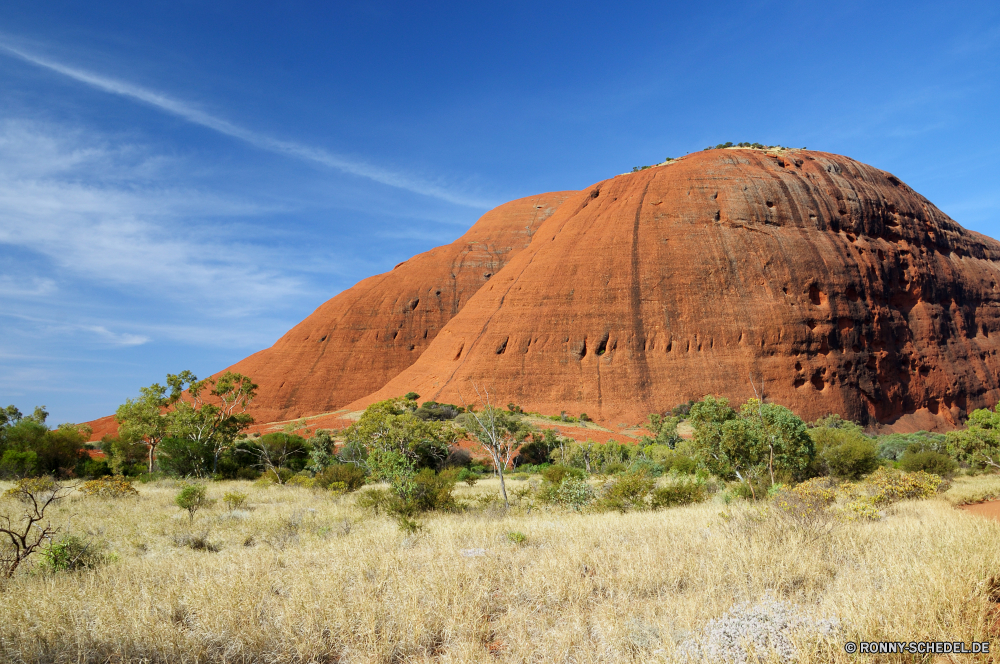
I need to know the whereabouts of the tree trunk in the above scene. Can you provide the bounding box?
[496,453,509,508]
[148,443,155,474]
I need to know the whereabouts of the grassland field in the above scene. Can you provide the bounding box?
[2,475,1000,663]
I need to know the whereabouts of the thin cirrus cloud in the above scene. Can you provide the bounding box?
[0,43,494,210]
[0,119,308,318]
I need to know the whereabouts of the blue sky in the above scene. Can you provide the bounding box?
[1,1,998,425]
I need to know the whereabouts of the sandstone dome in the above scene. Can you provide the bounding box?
[344,149,1000,429]
[221,191,575,424]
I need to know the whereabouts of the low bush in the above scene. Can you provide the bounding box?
[175,484,209,522]
[408,468,458,512]
[898,450,957,476]
[457,467,480,486]
[315,463,366,492]
[841,468,945,520]
[554,476,594,510]
[650,479,708,509]
[78,476,139,498]
[506,531,527,545]
[259,467,295,485]
[864,468,945,504]
[773,477,836,524]
[598,470,655,512]
[222,491,249,510]
[173,531,220,552]
[822,436,880,480]
[3,476,57,502]
[40,534,110,572]
[542,465,586,485]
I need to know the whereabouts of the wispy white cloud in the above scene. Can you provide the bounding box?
[0,119,307,317]
[1,312,149,347]
[0,276,57,297]
[0,43,493,209]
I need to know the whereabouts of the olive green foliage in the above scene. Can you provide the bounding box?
[175,484,209,522]
[598,470,655,512]
[464,403,530,508]
[640,444,697,475]
[688,396,813,496]
[899,450,957,476]
[541,465,586,485]
[947,404,1000,471]
[413,401,463,421]
[551,439,639,474]
[223,491,249,510]
[100,435,147,476]
[347,399,463,497]
[642,414,682,448]
[649,479,708,509]
[305,429,336,473]
[117,371,257,477]
[457,467,480,486]
[808,416,880,480]
[356,468,458,530]
[704,141,775,150]
[314,463,366,492]
[506,531,527,545]
[516,429,560,466]
[876,430,947,461]
[0,406,90,479]
[40,534,108,573]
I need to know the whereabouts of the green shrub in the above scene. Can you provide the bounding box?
[408,468,458,512]
[40,534,109,572]
[457,467,480,486]
[506,531,527,545]
[598,470,655,512]
[603,461,627,475]
[0,450,38,478]
[314,463,366,492]
[542,464,586,485]
[650,480,708,509]
[729,478,769,501]
[223,491,249,510]
[175,484,208,522]
[77,458,112,479]
[555,476,594,510]
[260,467,295,485]
[356,487,393,515]
[356,470,458,516]
[898,450,957,476]
[822,436,880,480]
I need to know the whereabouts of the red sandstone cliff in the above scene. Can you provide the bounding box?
[221,192,575,424]
[347,149,1000,429]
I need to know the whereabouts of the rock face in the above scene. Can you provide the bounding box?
[221,192,575,424]
[348,149,1000,428]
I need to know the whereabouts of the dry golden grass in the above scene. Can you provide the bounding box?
[0,476,999,663]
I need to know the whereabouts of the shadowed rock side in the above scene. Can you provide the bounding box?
[349,149,1000,429]
[221,192,575,423]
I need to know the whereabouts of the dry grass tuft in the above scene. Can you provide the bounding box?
[0,477,998,662]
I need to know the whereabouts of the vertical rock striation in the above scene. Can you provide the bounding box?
[349,149,1000,429]
[220,192,575,424]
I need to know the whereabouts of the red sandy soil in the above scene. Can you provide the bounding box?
[958,500,1000,522]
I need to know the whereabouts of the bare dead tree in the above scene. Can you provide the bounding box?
[0,480,73,579]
